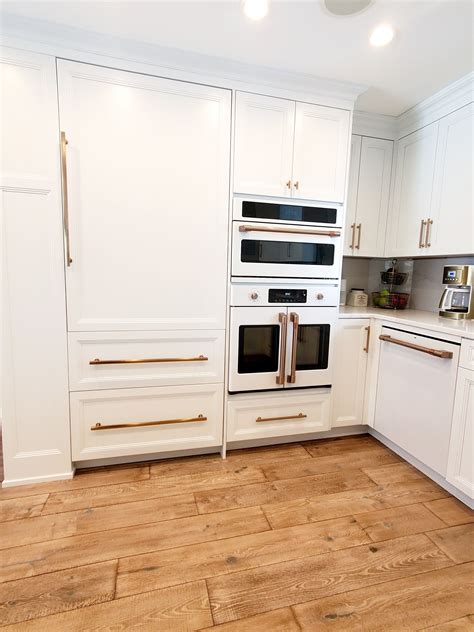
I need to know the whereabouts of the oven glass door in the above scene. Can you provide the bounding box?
[232,222,341,279]
[233,197,342,228]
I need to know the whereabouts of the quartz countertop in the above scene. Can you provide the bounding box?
[339,305,474,340]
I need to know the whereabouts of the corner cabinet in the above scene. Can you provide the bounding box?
[233,92,351,203]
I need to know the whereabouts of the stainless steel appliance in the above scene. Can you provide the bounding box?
[229,280,338,393]
[439,265,474,320]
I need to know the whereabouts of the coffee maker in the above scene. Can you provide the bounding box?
[439,265,474,319]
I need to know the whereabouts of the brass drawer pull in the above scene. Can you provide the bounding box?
[276,313,288,385]
[293,181,300,190]
[355,223,362,249]
[256,413,307,423]
[363,325,371,353]
[425,218,433,247]
[60,131,72,266]
[91,414,207,431]
[239,225,341,238]
[419,219,427,248]
[286,180,292,189]
[379,334,453,359]
[90,355,208,365]
[350,223,356,249]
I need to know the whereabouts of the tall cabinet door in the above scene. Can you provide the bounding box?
[292,102,351,203]
[386,123,439,257]
[57,61,231,331]
[355,137,393,257]
[233,92,295,198]
[430,103,474,256]
[344,134,362,255]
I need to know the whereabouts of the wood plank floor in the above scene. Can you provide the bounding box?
[0,434,473,630]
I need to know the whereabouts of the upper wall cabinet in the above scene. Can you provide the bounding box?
[344,135,393,257]
[233,92,351,203]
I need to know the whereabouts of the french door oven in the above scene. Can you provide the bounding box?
[229,306,336,393]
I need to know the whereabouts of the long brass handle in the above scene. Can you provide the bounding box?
[60,131,72,266]
[256,413,307,423]
[90,355,208,365]
[239,225,341,238]
[419,219,427,248]
[425,218,433,248]
[363,325,370,353]
[349,223,356,249]
[276,313,288,385]
[91,414,207,431]
[379,334,453,359]
[355,223,362,249]
[287,312,299,384]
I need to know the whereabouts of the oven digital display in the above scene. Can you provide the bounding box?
[268,289,307,303]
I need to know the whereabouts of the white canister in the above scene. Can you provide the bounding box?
[347,289,368,307]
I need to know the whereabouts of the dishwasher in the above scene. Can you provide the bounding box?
[374,325,460,477]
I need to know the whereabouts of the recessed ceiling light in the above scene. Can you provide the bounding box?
[243,0,269,20]
[370,23,395,47]
[324,0,373,17]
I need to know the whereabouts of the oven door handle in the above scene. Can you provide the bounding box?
[238,225,341,238]
[287,312,299,384]
[276,312,288,385]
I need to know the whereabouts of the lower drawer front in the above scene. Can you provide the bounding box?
[71,384,223,461]
[227,389,331,442]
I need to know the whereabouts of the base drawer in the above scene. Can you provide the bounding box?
[68,330,225,391]
[71,384,224,461]
[227,388,331,442]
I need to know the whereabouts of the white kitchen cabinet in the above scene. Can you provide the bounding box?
[386,123,439,257]
[430,103,474,256]
[233,92,351,203]
[331,319,369,427]
[344,135,362,254]
[446,366,474,498]
[345,136,393,257]
[57,60,231,332]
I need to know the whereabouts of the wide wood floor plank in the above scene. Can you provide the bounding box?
[0,494,197,549]
[0,560,117,627]
[207,533,453,624]
[427,524,474,563]
[1,580,213,631]
[362,462,426,485]
[0,495,49,522]
[422,614,474,631]
[0,506,269,583]
[424,498,474,526]
[116,516,370,598]
[195,469,375,514]
[263,479,449,529]
[292,561,474,631]
[354,503,446,542]
[303,435,380,457]
[200,607,300,631]
[42,466,265,515]
[262,448,400,482]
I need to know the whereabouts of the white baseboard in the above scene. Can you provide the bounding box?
[2,469,75,488]
[227,425,369,450]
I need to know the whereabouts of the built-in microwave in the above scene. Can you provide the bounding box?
[233,195,343,228]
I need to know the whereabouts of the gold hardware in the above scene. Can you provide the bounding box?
[293,181,299,190]
[286,180,292,189]
[89,355,208,365]
[91,414,207,431]
[287,312,299,383]
[425,218,433,248]
[276,313,288,385]
[239,225,341,238]
[379,334,453,359]
[363,325,371,353]
[355,223,362,249]
[60,132,72,266]
[350,223,356,249]
[256,413,307,423]
[419,219,427,248]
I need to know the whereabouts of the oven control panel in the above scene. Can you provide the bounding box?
[269,289,307,303]
[230,282,339,307]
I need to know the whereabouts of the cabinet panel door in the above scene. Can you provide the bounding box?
[355,137,393,257]
[387,123,439,257]
[292,102,351,203]
[331,319,369,427]
[57,61,231,331]
[233,92,295,198]
[430,104,474,256]
[344,134,362,255]
[446,368,474,498]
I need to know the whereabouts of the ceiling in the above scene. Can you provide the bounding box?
[1,0,473,115]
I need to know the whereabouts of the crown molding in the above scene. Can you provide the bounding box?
[352,111,398,140]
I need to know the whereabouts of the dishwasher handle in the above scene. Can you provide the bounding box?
[379,334,453,359]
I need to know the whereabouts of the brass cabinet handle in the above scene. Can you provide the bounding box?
[293,181,299,190]
[286,180,292,189]
[349,223,356,249]
[276,313,288,385]
[239,225,341,238]
[60,131,72,266]
[363,325,370,353]
[419,219,427,248]
[89,355,208,365]
[256,413,307,423]
[379,334,453,359]
[287,312,299,384]
[355,223,362,249]
[425,218,433,248]
[91,414,207,431]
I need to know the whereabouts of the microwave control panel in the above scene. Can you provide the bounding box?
[269,289,307,303]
